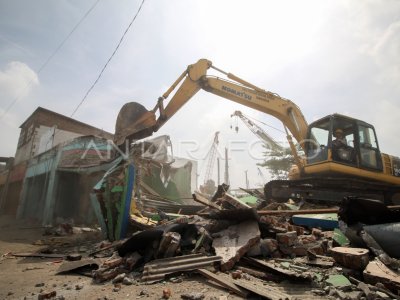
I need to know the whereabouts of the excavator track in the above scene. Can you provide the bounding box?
[264,177,400,205]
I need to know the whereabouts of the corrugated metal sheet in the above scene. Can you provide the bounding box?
[140,197,203,215]
[142,253,221,283]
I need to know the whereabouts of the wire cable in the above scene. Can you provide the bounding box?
[0,0,100,121]
[242,112,286,134]
[70,0,146,118]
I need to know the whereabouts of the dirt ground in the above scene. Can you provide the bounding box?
[0,215,245,300]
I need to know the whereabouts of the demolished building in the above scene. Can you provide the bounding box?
[0,107,113,222]
[92,135,200,241]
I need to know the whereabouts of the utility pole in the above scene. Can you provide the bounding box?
[224,147,229,185]
[245,170,249,189]
[217,158,220,185]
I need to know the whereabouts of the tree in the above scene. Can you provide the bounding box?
[258,147,294,180]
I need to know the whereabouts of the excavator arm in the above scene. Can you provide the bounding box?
[115,59,308,153]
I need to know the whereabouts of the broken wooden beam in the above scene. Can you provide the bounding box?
[192,192,222,210]
[233,279,293,300]
[11,252,66,259]
[196,269,249,298]
[222,193,251,209]
[257,208,339,216]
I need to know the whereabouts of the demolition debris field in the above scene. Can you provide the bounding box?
[0,188,399,300]
[0,216,242,300]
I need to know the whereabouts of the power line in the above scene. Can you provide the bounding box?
[0,0,100,121]
[70,0,146,118]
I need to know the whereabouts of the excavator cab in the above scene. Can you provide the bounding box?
[306,114,383,171]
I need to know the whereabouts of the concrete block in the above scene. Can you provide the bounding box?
[213,220,260,271]
[363,259,400,292]
[331,247,369,270]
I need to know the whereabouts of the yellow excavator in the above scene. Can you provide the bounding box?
[114,59,400,204]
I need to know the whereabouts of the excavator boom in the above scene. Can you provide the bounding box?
[114,59,308,151]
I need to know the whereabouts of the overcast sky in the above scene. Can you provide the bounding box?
[0,0,399,189]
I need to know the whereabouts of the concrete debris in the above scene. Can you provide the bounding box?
[330,247,369,270]
[56,258,102,275]
[37,290,57,300]
[212,220,260,271]
[276,231,298,247]
[79,188,400,298]
[363,259,400,292]
[7,171,400,300]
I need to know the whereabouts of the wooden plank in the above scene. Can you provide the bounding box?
[258,205,400,216]
[223,193,251,209]
[196,269,249,298]
[233,279,292,300]
[192,192,221,210]
[243,257,311,280]
[12,252,66,259]
[258,208,339,216]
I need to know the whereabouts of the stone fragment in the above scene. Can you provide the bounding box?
[66,254,82,261]
[38,290,57,300]
[93,267,124,283]
[112,273,126,284]
[311,228,323,239]
[287,224,305,235]
[298,234,317,244]
[180,292,205,300]
[264,238,279,252]
[125,252,141,270]
[103,257,123,268]
[122,277,134,285]
[357,282,374,300]
[230,270,242,279]
[163,288,172,299]
[276,231,298,246]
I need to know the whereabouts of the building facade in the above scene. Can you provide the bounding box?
[0,107,114,218]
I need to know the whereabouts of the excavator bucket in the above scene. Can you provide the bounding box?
[114,102,157,146]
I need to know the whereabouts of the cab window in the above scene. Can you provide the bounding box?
[307,122,329,163]
[331,120,356,165]
[358,125,382,170]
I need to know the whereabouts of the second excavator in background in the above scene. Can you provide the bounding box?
[114,59,400,204]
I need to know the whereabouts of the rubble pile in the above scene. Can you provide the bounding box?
[42,187,398,299]
[10,187,400,299]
